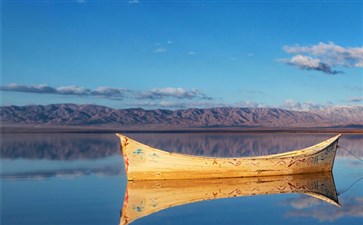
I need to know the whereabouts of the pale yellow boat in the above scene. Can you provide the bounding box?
[120,172,340,225]
[116,134,341,181]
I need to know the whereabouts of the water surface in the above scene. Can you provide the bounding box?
[1,133,362,225]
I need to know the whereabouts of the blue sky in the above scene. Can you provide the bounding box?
[2,0,362,110]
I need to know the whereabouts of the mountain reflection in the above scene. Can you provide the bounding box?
[1,165,122,180]
[1,133,362,160]
[126,133,363,157]
[1,133,118,160]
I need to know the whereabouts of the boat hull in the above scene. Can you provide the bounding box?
[117,134,341,181]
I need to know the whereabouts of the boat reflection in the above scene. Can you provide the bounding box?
[120,172,340,225]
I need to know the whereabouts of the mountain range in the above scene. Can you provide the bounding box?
[1,104,362,129]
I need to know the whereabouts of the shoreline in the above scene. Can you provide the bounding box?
[1,126,363,134]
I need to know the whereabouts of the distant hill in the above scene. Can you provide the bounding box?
[1,104,362,129]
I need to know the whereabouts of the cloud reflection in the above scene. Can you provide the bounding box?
[285,196,363,222]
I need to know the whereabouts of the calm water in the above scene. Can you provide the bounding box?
[1,133,362,225]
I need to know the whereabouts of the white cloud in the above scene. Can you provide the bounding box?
[0,83,128,100]
[3,83,361,110]
[138,87,212,100]
[348,96,363,102]
[290,54,321,68]
[281,42,363,74]
[154,47,167,53]
[128,98,330,110]
[56,86,89,95]
[129,101,186,109]
[281,99,326,111]
[91,87,129,100]
[234,101,268,108]
[130,100,227,109]
[0,83,214,103]
[128,0,140,4]
[188,51,196,55]
[154,41,172,53]
[1,83,56,94]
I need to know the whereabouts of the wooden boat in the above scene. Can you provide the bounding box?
[120,172,340,225]
[116,133,341,181]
